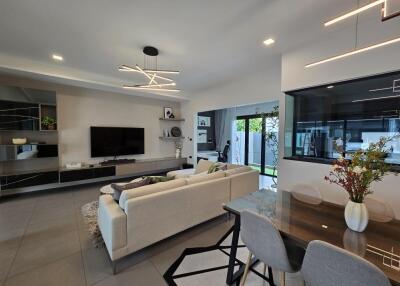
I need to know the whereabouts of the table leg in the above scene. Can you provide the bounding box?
[226,214,241,285]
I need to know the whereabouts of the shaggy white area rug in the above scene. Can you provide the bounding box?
[81,201,105,248]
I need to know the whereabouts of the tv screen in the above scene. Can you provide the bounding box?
[90,126,144,157]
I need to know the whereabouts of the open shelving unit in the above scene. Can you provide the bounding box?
[159,116,185,142]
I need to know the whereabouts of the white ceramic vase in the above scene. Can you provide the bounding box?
[344,200,369,232]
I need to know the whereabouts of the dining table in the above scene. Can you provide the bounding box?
[223,189,400,286]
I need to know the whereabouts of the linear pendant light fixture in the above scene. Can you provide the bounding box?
[119,46,180,92]
[324,0,385,26]
[306,36,400,68]
[306,0,400,68]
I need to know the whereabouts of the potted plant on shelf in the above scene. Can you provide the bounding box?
[324,136,397,232]
[41,116,57,130]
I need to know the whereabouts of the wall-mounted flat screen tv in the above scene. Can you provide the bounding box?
[90,126,145,157]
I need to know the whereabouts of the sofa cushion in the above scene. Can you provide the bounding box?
[227,163,241,170]
[144,176,174,184]
[224,166,253,176]
[186,170,225,185]
[167,169,195,179]
[111,177,151,202]
[207,162,228,174]
[195,159,214,174]
[119,178,187,209]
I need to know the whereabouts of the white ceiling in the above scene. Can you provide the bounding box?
[0,0,383,101]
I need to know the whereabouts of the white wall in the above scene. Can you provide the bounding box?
[0,74,180,166]
[57,90,180,165]
[279,14,400,218]
[181,57,283,164]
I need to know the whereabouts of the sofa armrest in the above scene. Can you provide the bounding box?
[98,195,127,260]
[229,170,259,200]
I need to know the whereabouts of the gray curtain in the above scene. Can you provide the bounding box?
[215,109,233,159]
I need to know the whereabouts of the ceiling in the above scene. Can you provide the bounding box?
[0,0,384,101]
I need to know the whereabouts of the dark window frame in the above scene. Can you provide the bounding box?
[284,70,400,171]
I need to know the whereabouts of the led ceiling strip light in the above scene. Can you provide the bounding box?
[119,65,175,82]
[324,0,385,27]
[306,0,400,68]
[119,46,180,92]
[305,36,400,68]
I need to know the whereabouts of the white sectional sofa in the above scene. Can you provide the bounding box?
[98,160,258,270]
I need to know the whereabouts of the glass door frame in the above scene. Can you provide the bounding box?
[236,114,276,177]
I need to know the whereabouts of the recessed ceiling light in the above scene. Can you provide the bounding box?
[52,54,63,61]
[327,85,334,89]
[263,38,275,46]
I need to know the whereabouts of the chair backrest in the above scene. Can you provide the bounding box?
[302,240,391,286]
[240,210,294,273]
[364,197,395,223]
[291,184,322,205]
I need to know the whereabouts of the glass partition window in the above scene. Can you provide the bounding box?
[286,71,400,165]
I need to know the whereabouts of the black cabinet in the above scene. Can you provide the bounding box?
[0,100,40,131]
[1,171,59,190]
[60,166,115,183]
[93,166,116,178]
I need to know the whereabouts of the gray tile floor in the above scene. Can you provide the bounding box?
[0,181,301,286]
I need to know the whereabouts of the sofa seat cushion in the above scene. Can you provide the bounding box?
[186,170,225,185]
[224,166,253,176]
[119,178,187,209]
[195,159,214,174]
[167,169,195,179]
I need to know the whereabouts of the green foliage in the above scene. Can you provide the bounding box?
[262,105,279,183]
[325,135,399,203]
[234,105,280,183]
[41,116,56,127]
[236,120,245,132]
[236,118,263,133]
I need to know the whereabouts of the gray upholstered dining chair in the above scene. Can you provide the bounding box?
[302,240,391,286]
[291,184,322,205]
[364,197,395,223]
[240,210,304,286]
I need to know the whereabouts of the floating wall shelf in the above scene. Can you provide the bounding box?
[159,118,185,122]
[159,136,184,141]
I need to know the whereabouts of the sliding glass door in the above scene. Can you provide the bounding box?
[234,114,278,177]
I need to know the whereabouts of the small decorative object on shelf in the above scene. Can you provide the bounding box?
[170,127,182,137]
[324,135,399,232]
[175,141,182,159]
[66,162,83,169]
[169,113,175,119]
[164,107,172,119]
[41,116,57,130]
[12,138,27,145]
[163,129,170,137]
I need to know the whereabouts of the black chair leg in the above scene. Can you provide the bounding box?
[268,266,274,286]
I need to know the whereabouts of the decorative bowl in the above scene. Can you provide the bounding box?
[12,138,27,145]
[170,127,182,137]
